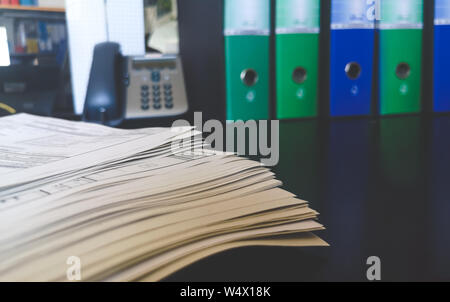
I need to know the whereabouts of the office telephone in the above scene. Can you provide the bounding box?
[83,42,189,127]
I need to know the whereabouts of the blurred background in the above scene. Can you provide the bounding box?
[0,0,449,281]
[0,0,443,125]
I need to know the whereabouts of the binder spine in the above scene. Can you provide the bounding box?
[378,0,424,115]
[275,0,321,119]
[329,0,375,117]
[224,0,271,121]
[433,0,450,112]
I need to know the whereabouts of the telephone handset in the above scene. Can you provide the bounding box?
[83,42,189,127]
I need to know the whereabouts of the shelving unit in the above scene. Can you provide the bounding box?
[0,5,64,13]
[0,4,67,67]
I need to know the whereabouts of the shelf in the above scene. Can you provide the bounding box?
[11,53,55,58]
[0,5,65,13]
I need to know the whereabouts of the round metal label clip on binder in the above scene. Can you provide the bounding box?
[241,69,259,86]
[396,62,411,80]
[345,62,362,80]
[292,67,308,84]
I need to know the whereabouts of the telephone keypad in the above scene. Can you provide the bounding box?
[139,80,178,112]
[126,55,189,119]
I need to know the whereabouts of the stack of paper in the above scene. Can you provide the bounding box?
[0,114,327,282]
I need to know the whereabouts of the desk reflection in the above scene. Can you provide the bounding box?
[273,120,320,204]
[429,117,450,281]
[376,116,427,281]
[166,116,450,282]
[321,119,371,281]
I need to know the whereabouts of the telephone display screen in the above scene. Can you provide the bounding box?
[132,59,176,70]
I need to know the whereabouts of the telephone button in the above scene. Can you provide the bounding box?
[165,96,173,103]
[141,85,149,91]
[124,76,130,87]
[154,97,162,103]
[165,102,174,109]
[141,98,150,104]
[141,91,149,98]
[153,103,162,110]
[141,104,150,111]
[164,83,172,90]
[153,85,161,91]
[151,71,161,82]
[164,90,172,96]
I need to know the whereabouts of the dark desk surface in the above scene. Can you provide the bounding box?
[165,115,450,282]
